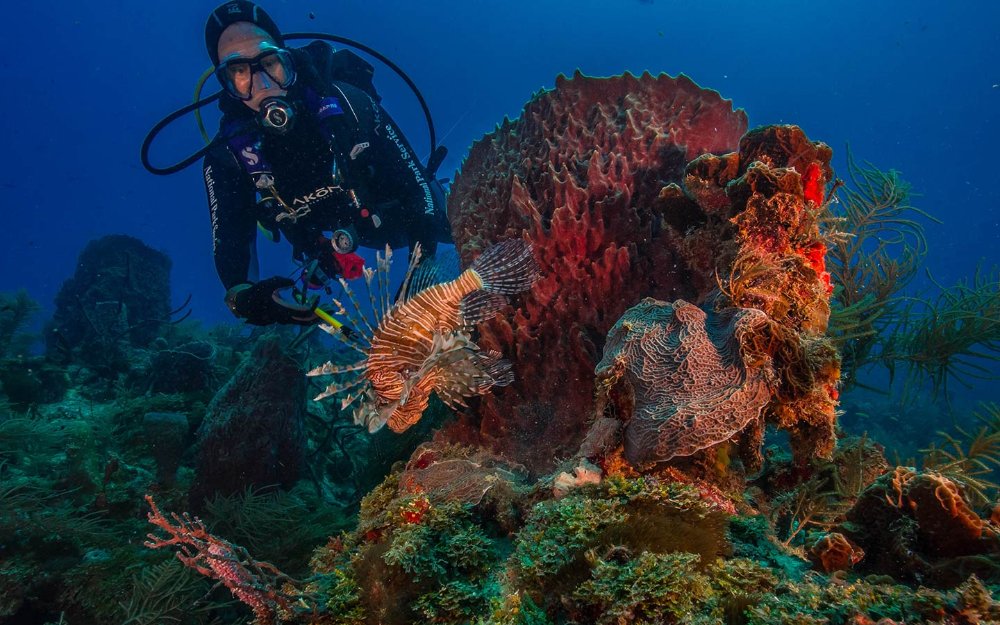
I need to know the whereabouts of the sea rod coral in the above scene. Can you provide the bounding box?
[144,495,305,624]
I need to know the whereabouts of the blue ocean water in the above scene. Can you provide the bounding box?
[4,0,996,328]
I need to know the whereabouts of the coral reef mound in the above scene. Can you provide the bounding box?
[190,336,306,506]
[449,69,838,473]
[46,234,172,370]
[447,71,749,472]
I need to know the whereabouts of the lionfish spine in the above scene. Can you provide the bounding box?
[376,246,392,321]
[337,278,377,339]
[319,322,369,354]
[306,359,368,377]
[470,239,540,295]
[396,243,424,304]
[330,298,373,346]
[363,267,382,327]
[313,375,367,401]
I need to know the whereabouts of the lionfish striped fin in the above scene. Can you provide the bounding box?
[433,384,471,410]
[306,359,368,377]
[313,375,367,401]
[477,350,516,388]
[376,246,393,322]
[459,290,509,327]
[395,243,424,304]
[318,322,369,354]
[341,386,371,411]
[470,239,540,294]
[406,259,441,301]
[429,345,514,410]
[338,278,377,338]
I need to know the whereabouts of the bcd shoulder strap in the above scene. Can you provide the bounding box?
[298,41,380,103]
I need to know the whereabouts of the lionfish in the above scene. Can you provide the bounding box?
[307,239,540,434]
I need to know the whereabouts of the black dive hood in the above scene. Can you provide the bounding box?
[140,33,444,176]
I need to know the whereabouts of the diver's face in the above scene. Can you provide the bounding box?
[216,22,286,112]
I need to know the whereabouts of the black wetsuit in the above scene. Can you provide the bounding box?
[201,44,450,293]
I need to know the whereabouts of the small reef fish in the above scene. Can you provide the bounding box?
[308,239,540,434]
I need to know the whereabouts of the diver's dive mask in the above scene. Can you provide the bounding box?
[214,47,297,100]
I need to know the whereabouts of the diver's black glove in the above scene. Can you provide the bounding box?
[224,277,317,326]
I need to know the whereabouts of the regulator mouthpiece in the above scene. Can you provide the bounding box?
[330,226,358,254]
[259,96,295,134]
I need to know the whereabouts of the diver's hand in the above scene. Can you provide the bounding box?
[225,277,317,326]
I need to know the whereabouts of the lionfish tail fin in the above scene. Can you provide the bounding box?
[478,350,515,388]
[459,290,509,326]
[434,348,514,410]
[470,239,540,295]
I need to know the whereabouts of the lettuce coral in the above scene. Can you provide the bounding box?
[595,297,775,466]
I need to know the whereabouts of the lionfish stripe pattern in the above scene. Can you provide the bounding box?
[308,239,540,434]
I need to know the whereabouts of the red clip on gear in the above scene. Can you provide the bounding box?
[335,252,365,280]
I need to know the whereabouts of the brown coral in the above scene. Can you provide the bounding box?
[397,443,526,508]
[447,69,838,473]
[594,297,775,466]
[702,127,840,463]
[446,71,748,472]
[809,532,865,573]
[845,468,1000,586]
[903,472,984,557]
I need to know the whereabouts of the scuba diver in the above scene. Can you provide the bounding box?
[143,1,451,326]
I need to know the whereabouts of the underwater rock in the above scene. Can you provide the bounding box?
[808,531,864,573]
[147,340,217,393]
[593,297,775,467]
[647,125,840,470]
[190,336,306,506]
[142,411,189,487]
[844,467,1000,586]
[45,234,172,374]
[397,442,528,532]
[0,357,68,409]
[446,71,748,472]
